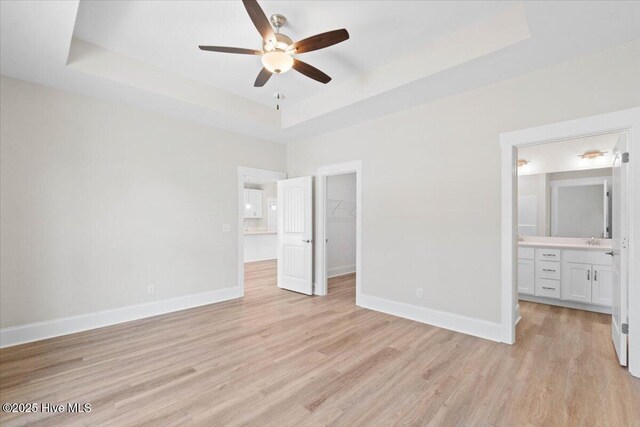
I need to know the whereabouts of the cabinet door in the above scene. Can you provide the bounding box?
[518,259,535,295]
[243,189,253,218]
[251,190,263,218]
[244,189,263,218]
[562,262,592,303]
[592,264,613,306]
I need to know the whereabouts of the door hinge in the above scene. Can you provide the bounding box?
[622,323,629,334]
[622,152,629,163]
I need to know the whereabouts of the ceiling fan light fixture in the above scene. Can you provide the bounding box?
[261,51,293,74]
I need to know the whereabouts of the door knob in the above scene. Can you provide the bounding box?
[606,251,615,256]
[303,239,312,243]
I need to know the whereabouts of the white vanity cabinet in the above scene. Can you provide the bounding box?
[243,189,263,218]
[518,244,613,312]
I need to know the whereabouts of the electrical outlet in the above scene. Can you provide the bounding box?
[416,288,423,298]
[147,284,155,295]
[222,224,231,232]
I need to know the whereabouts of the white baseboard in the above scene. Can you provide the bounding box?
[518,294,611,314]
[357,293,502,343]
[0,287,242,349]
[515,303,522,325]
[328,264,356,278]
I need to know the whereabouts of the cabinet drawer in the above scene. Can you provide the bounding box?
[518,247,534,260]
[536,260,561,280]
[536,248,561,261]
[536,278,560,298]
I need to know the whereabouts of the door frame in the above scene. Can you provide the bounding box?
[237,167,286,295]
[500,107,640,378]
[315,160,362,302]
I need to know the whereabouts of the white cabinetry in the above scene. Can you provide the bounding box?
[244,233,277,262]
[518,259,535,295]
[534,248,561,299]
[517,247,535,295]
[592,265,613,306]
[562,262,592,303]
[518,245,613,312]
[244,189,263,218]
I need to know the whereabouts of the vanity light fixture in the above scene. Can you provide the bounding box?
[578,150,607,159]
[517,159,530,167]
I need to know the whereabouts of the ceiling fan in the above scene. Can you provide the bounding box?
[198,0,349,87]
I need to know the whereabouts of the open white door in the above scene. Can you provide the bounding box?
[611,132,629,366]
[277,176,313,295]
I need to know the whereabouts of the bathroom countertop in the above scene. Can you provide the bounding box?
[244,230,277,235]
[518,239,612,251]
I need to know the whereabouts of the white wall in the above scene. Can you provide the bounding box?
[327,173,356,277]
[0,76,285,329]
[287,40,640,324]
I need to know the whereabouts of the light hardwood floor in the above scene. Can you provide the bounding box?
[1,260,639,426]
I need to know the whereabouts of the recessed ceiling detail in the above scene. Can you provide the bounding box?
[2,1,639,143]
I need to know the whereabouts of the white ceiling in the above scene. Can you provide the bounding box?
[517,132,622,176]
[73,1,511,107]
[1,1,640,143]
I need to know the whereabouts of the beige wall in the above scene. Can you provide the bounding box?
[287,40,640,323]
[0,76,286,328]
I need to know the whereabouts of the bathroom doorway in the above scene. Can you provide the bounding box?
[500,108,640,377]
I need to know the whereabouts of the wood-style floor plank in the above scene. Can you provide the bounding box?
[1,260,639,426]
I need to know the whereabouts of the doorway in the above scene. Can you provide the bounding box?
[500,107,640,378]
[326,173,357,299]
[315,161,362,303]
[237,167,286,296]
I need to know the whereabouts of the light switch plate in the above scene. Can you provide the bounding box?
[222,224,231,232]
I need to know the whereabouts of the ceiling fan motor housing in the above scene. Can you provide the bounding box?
[264,33,293,52]
[270,14,287,30]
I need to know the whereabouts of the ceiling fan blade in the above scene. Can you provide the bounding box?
[286,29,349,54]
[242,0,276,44]
[254,67,272,87]
[292,59,331,84]
[199,46,262,55]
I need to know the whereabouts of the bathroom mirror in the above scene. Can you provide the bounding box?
[551,179,610,238]
[517,171,611,238]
